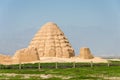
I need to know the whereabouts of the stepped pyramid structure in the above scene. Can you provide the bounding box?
[13,22,75,62]
[79,47,94,59]
[29,22,75,58]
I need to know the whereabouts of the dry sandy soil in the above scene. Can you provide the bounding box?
[18,57,108,64]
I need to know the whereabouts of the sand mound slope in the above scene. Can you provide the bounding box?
[0,54,12,65]
[38,57,108,63]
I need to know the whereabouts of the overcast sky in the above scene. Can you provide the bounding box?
[0,0,120,56]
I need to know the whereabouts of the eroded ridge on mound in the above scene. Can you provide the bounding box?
[0,54,12,65]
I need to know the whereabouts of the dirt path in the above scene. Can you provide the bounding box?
[0,73,71,79]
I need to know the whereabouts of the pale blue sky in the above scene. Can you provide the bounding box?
[0,0,120,56]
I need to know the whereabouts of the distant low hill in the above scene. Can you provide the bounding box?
[102,56,120,59]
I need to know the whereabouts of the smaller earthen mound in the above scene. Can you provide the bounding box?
[12,48,39,63]
[79,47,94,59]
